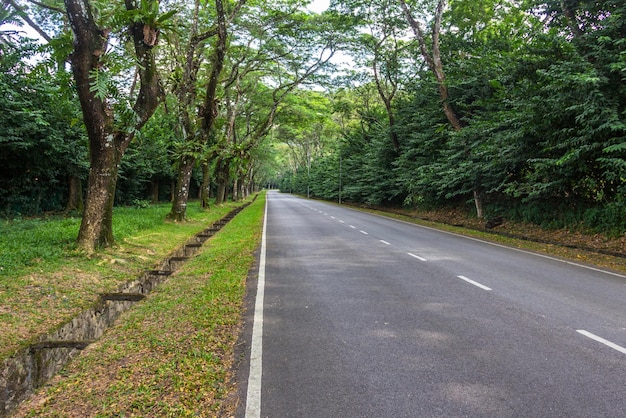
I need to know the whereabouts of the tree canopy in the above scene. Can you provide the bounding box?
[2,0,626,240]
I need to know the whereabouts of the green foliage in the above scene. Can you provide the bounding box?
[277,0,626,237]
[116,104,178,205]
[4,0,626,237]
[0,44,88,217]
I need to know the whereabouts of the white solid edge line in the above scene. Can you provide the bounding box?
[577,330,626,355]
[343,205,626,280]
[407,252,427,262]
[457,275,492,291]
[245,199,268,418]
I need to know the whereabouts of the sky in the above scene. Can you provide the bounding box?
[308,0,330,14]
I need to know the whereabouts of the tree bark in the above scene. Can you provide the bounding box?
[473,190,484,219]
[200,160,211,208]
[372,36,400,151]
[560,0,584,38]
[65,175,83,212]
[150,176,159,203]
[168,157,195,221]
[65,0,115,249]
[399,0,463,131]
[214,158,229,205]
[6,0,53,42]
[232,178,239,201]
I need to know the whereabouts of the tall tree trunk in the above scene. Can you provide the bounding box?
[65,0,116,250]
[399,0,484,216]
[99,148,124,246]
[66,0,162,251]
[237,177,244,201]
[214,158,229,205]
[399,0,463,131]
[216,181,227,205]
[150,176,159,203]
[65,175,83,212]
[79,142,124,247]
[168,0,228,220]
[200,160,211,208]
[372,40,400,151]
[560,0,584,38]
[232,178,237,202]
[168,157,195,221]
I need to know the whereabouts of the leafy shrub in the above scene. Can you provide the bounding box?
[132,199,151,209]
[583,201,626,238]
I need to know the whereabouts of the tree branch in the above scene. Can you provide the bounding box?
[5,0,52,42]
[399,0,463,130]
[25,0,64,14]
[398,0,435,71]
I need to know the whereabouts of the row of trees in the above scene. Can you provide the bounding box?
[1,0,340,252]
[3,0,625,250]
[280,0,626,236]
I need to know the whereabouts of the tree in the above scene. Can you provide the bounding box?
[64,0,163,251]
[201,0,340,204]
[166,0,247,220]
[332,0,411,152]
[399,0,463,131]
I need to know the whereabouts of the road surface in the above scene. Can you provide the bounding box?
[240,191,626,417]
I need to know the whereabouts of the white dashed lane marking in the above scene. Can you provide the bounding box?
[407,252,427,262]
[577,330,626,355]
[457,275,492,291]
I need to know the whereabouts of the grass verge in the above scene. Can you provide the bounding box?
[0,201,247,362]
[12,194,265,417]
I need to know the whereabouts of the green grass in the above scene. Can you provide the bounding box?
[0,203,223,279]
[0,216,79,276]
[14,194,265,417]
[0,200,249,360]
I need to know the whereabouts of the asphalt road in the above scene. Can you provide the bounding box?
[240,191,626,417]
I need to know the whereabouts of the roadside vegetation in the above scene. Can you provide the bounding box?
[11,194,264,416]
[353,203,626,275]
[4,1,625,252]
[0,199,251,362]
